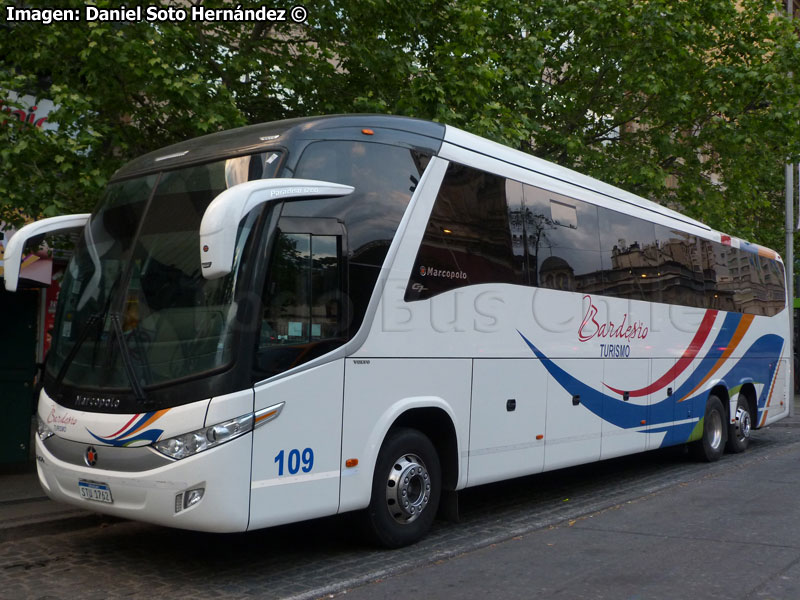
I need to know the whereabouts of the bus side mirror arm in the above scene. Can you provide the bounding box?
[199,178,354,280]
[3,213,90,292]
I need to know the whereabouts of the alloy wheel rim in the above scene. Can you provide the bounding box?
[385,453,431,524]
[734,406,751,442]
[709,409,723,450]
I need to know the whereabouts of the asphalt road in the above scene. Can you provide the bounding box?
[3,416,800,600]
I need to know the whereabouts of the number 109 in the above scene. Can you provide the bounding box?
[274,448,314,475]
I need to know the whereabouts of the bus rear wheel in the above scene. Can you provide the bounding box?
[726,396,752,453]
[364,427,441,548]
[690,394,726,462]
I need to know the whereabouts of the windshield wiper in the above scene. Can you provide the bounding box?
[54,313,102,389]
[110,313,147,404]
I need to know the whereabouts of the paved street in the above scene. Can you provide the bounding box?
[2,417,800,600]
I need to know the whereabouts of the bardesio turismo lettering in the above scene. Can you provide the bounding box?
[577,294,649,343]
[599,344,631,358]
[419,266,468,280]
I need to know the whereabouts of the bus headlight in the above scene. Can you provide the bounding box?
[154,413,254,460]
[37,415,55,441]
[152,402,284,460]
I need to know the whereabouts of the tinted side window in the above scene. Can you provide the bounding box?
[506,180,529,284]
[761,255,786,316]
[598,208,659,302]
[289,140,429,335]
[653,226,705,308]
[706,242,738,312]
[405,164,520,301]
[523,185,602,294]
[402,161,785,315]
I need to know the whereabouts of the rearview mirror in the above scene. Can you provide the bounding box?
[199,178,354,279]
[3,214,90,292]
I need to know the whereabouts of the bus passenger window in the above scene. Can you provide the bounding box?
[522,186,602,294]
[598,208,660,303]
[760,255,786,316]
[653,226,705,308]
[405,163,520,301]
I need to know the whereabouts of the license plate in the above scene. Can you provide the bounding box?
[78,480,113,504]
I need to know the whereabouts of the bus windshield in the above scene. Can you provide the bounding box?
[47,152,281,391]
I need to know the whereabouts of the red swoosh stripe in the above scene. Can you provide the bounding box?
[121,409,170,439]
[678,313,754,402]
[107,414,140,438]
[604,309,718,398]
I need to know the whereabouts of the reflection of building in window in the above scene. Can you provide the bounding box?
[540,256,574,291]
[594,232,784,316]
[405,162,785,316]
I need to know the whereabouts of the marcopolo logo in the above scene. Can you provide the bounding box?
[419,265,468,280]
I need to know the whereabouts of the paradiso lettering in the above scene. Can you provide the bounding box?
[578,295,648,357]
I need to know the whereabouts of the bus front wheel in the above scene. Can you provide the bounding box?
[690,394,726,462]
[364,427,441,548]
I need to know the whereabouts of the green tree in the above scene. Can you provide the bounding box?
[294,0,800,251]
[0,0,246,226]
[2,0,799,256]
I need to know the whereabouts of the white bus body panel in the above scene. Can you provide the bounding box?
[467,359,546,487]
[249,360,344,530]
[205,388,254,427]
[647,358,675,450]
[543,359,602,470]
[600,358,649,460]
[338,358,471,513]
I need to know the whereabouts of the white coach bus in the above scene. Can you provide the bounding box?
[4,115,790,547]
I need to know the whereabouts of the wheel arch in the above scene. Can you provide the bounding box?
[709,383,730,421]
[390,406,459,491]
[736,382,758,427]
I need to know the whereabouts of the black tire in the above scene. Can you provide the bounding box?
[689,394,727,462]
[364,427,441,548]
[726,395,752,454]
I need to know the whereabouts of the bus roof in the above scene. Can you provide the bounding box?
[442,126,712,233]
[111,114,446,181]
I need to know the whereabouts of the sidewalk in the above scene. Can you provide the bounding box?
[0,426,110,541]
[0,467,96,538]
[3,397,799,541]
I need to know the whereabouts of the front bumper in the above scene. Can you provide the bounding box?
[35,432,253,533]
